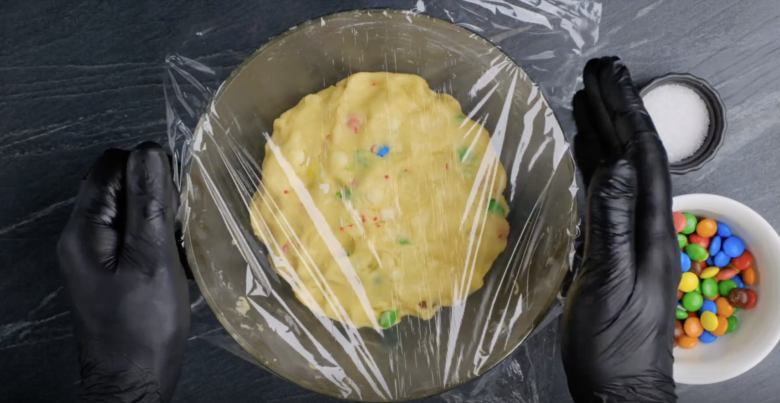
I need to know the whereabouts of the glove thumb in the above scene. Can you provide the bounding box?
[123,142,178,274]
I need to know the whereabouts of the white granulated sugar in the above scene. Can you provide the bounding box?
[642,84,710,163]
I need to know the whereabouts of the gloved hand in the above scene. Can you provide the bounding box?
[58,142,190,403]
[561,57,680,402]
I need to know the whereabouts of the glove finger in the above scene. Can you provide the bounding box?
[632,131,678,283]
[123,141,178,272]
[562,159,637,386]
[581,159,637,280]
[572,90,604,189]
[592,58,678,280]
[71,149,129,221]
[583,56,622,157]
[595,57,657,156]
[59,149,130,269]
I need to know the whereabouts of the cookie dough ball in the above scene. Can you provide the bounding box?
[250,72,509,329]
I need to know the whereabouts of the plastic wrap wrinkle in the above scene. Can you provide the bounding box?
[261,133,380,331]
[460,0,553,30]
[166,4,597,401]
[510,84,542,202]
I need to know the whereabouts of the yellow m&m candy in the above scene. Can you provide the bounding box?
[679,272,699,293]
[700,267,720,279]
[700,311,719,331]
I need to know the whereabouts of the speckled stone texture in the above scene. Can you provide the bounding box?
[3,1,780,402]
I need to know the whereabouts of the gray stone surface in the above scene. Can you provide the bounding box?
[2,0,780,402]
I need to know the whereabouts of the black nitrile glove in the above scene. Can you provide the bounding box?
[58,142,190,403]
[562,57,680,402]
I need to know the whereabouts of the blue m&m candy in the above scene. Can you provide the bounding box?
[712,251,731,268]
[699,330,718,344]
[733,275,746,289]
[713,251,730,267]
[681,251,692,272]
[716,222,733,237]
[723,236,745,258]
[699,299,718,316]
[709,236,722,256]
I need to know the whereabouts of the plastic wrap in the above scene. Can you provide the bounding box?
[166,3,600,401]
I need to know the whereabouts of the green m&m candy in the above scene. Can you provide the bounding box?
[378,310,398,329]
[458,146,469,162]
[488,199,506,216]
[682,213,698,235]
[336,188,352,200]
[701,278,718,299]
[685,243,709,262]
[682,292,704,312]
[678,234,689,249]
[726,315,739,334]
[719,279,739,297]
[676,307,689,320]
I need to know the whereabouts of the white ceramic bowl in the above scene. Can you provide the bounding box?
[673,194,780,384]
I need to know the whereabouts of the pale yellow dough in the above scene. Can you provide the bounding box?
[250,72,509,329]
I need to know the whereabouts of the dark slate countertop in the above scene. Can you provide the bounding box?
[2,1,780,402]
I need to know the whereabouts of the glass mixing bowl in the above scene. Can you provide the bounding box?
[182,9,577,402]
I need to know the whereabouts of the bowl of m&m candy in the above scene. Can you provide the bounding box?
[672,194,780,385]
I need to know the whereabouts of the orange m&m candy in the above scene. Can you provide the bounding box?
[711,315,729,336]
[696,219,718,238]
[678,335,699,349]
[715,297,735,318]
[684,317,704,337]
[743,267,757,286]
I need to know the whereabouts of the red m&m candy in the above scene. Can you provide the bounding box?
[689,234,711,249]
[731,251,754,270]
[674,212,687,233]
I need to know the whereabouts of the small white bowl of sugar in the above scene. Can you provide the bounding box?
[640,73,727,174]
